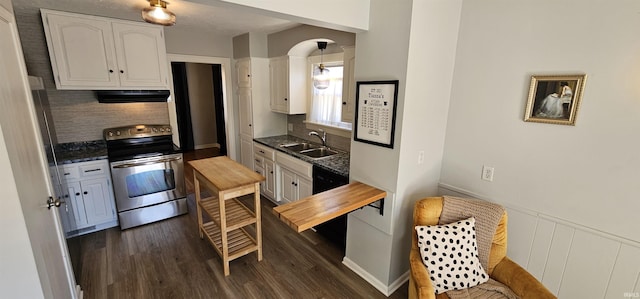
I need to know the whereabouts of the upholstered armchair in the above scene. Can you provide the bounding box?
[408,197,556,299]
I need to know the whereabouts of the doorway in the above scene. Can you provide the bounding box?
[166,54,237,161]
[171,62,227,155]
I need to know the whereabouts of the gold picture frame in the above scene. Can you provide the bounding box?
[524,74,587,126]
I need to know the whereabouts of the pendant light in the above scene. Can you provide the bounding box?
[313,41,330,90]
[142,0,176,26]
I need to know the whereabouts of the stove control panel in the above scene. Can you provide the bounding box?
[104,124,173,141]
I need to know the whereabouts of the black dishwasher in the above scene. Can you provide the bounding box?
[313,165,349,253]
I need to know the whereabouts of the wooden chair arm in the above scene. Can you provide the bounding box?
[409,247,436,299]
[491,257,556,299]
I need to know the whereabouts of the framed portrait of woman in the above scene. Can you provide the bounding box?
[523,74,587,125]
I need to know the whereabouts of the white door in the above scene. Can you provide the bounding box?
[264,160,276,200]
[298,177,313,200]
[81,178,115,225]
[236,59,251,88]
[42,11,118,88]
[240,135,254,170]
[112,22,168,88]
[0,7,76,299]
[238,88,253,137]
[280,167,297,203]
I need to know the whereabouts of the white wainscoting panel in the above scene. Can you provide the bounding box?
[605,244,640,298]
[439,183,640,299]
[558,230,619,298]
[503,208,536,267]
[540,223,574,295]
[526,218,555,280]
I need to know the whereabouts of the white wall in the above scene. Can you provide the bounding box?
[164,27,233,58]
[345,0,462,294]
[441,0,640,243]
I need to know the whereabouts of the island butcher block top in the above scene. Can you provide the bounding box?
[273,181,386,233]
[189,156,265,192]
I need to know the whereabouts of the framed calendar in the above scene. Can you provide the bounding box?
[353,80,399,148]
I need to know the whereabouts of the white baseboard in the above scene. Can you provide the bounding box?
[342,257,409,297]
[75,284,83,299]
[194,143,220,150]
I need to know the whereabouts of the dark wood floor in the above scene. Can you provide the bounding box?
[67,148,408,299]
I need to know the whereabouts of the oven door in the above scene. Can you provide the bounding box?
[109,153,185,212]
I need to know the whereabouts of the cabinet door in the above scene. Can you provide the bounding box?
[238,88,253,137]
[297,177,313,201]
[54,181,76,235]
[269,57,288,113]
[280,167,297,203]
[240,135,254,170]
[80,178,115,226]
[111,22,168,88]
[43,12,119,89]
[264,160,276,200]
[236,59,251,88]
[66,181,89,229]
[341,46,356,123]
[254,165,266,196]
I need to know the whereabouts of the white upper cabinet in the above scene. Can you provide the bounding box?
[111,22,168,88]
[41,9,169,90]
[269,55,307,114]
[236,59,252,88]
[341,46,356,123]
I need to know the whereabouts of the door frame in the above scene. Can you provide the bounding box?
[166,54,236,160]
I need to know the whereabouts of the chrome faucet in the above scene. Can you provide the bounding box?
[308,129,327,147]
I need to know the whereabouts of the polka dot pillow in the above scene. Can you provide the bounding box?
[414,217,489,294]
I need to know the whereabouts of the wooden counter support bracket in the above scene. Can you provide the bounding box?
[273,181,386,233]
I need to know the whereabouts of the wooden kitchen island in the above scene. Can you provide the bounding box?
[189,156,265,276]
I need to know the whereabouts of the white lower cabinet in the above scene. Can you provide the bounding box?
[240,135,254,170]
[59,160,117,237]
[279,167,312,204]
[275,151,313,204]
[254,143,276,200]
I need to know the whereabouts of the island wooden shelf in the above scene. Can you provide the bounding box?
[273,181,386,233]
[189,156,265,276]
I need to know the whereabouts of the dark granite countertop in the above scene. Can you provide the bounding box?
[253,135,349,178]
[55,140,108,164]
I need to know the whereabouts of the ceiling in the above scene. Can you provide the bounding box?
[13,0,298,36]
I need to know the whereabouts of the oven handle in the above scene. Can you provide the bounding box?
[112,156,182,168]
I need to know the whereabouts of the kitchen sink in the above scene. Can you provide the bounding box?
[299,147,339,159]
[279,142,318,152]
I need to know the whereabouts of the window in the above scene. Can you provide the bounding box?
[307,62,352,131]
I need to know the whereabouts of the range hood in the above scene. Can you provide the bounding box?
[96,90,170,103]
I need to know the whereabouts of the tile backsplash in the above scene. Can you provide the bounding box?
[287,114,351,152]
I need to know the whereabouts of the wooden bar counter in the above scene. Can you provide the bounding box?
[189,156,265,276]
[273,181,386,233]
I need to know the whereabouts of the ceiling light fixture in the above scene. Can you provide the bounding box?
[313,41,330,90]
[142,0,176,26]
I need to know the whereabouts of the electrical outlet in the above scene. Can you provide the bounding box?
[288,123,293,132]
[418,151,425,164]
[481,166,494,182]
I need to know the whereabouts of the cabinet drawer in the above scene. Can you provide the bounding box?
[276,152,312,179]
[254,143,275,161]
[253,155,264,169]
[61,165,79,180]
[79,161,108,177]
